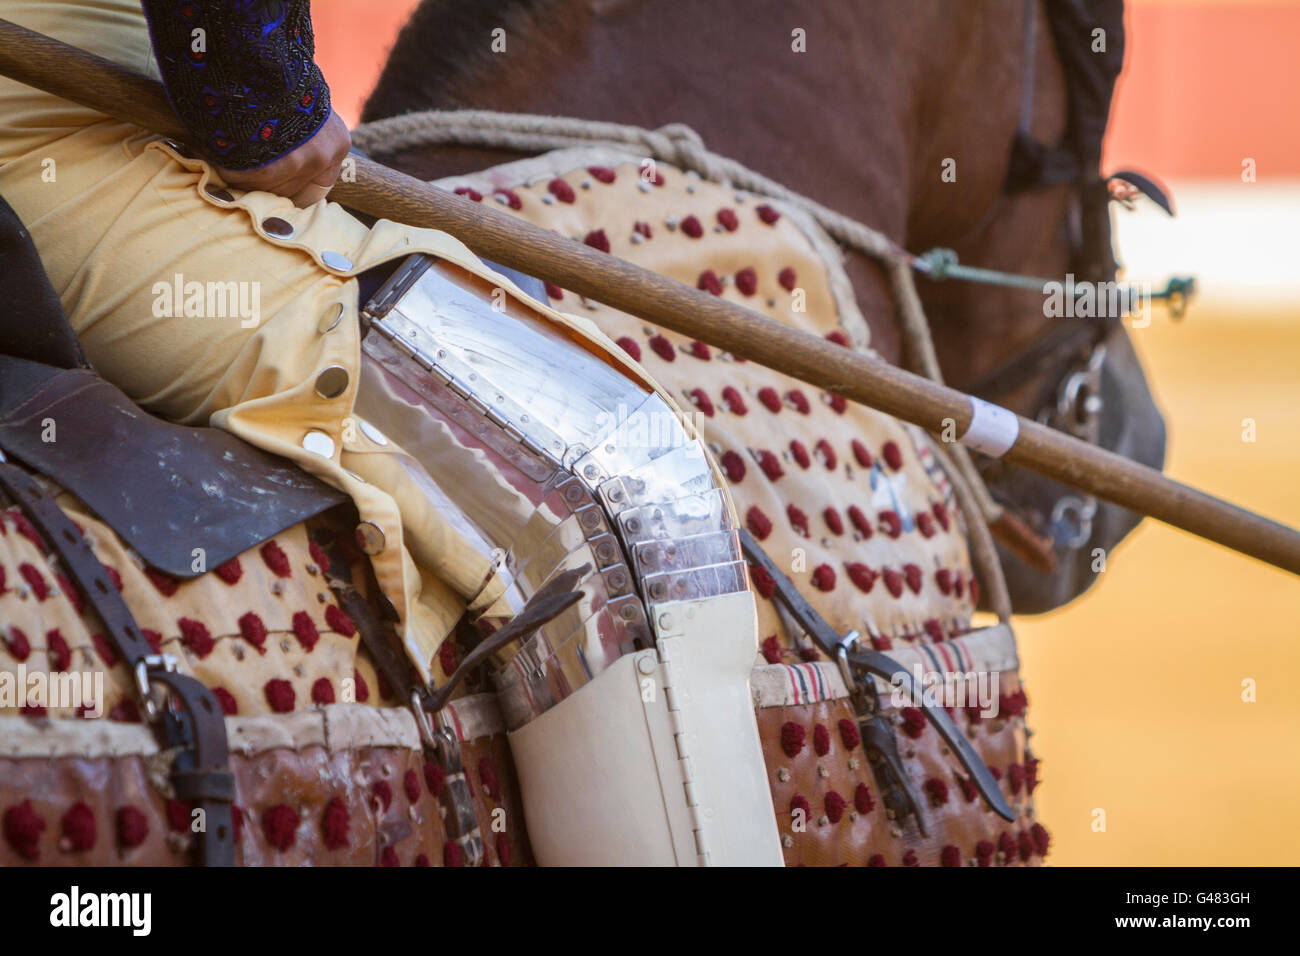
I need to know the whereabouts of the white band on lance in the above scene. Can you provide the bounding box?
[960,396,1020,458]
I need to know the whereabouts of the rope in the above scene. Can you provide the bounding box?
[352,109,1014,608]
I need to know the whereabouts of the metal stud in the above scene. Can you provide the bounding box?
[262,217,294,238]
[321,250,353,272]
[356,521,386,555]
[301,430,335,459]
[205,184,234,203]
[314,366,349,399]
[318,302,345,334]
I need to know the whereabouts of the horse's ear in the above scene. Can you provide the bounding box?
[1107,169,1175,216]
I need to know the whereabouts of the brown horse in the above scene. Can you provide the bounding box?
[361,0,1168,612]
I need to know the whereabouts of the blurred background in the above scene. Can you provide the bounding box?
[313,0,1300,865]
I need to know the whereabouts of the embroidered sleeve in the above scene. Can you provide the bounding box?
[140,1,331,171]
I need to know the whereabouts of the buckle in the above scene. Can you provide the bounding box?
[134,654,180,723]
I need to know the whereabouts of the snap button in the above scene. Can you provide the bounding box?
[314,366,349,399]
[263,217,294,238]
[355,521,386,555]
[205,184,234,203]
[301,430,335,459]
[359,419,389,446]
[321,250,353,272]
[318,302,345,334]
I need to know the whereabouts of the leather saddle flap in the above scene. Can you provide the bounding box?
[0,359,345,577]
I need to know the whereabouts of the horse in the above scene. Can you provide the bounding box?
[362,0,1168,613]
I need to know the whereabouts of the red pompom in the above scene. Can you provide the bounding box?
[322,797,350,849]
[838,718,861,750]
[879,510,902,539]
[404,769,421,803]
[372,780,393,813]
[903,563,923,594]
[734,266,758,296]
[264,678,296,713]
[59,802,96,852]
[633,220,653,238]
[439,638,459,677]
[721,450,747,483]
[1007,762,1025,795]
[680,215,704,238]
[1030,822,1051,857]
[586,165,616,183]
[379,845,400,867]
[46,629,70,672]
[308,541,331,574]
[788,793,810,822]
[292,611,320,652]
[716,208,739,231]
[851,439,874,469]
[260,540,291,577]
[689,388,715,417]
[848,505,873,539]
[899,706,926,739]
[238,612,268,653]
[786,504,809,537]
[924,777,950,807]
[998,832,1017,861]
[814,439,837,470]
[688,340,712,360]
[957,774,978,803]
[179,618,215,658]
[353,668,370,703]
[415,853,431,867]
[756,204,781,224]
[1025,756,1041,794]
[115,806,148,849]
[916,512,936,538]
[940,844,962,867]
[20,563,49,601]
[497,188,523,210]
[823,508,844,536]
[789,440,811,470]
[212,687,238,715]
[810,564,836,592]
[777,267,797,292]
[1017,830,1034,862]
[780,721,806,757]
[761,635,782,664]
[3,626,31,661]
[935,568,954,595]
[311,678,335,705]
[615,336,642,361]
[932,501,951,531]
[721,386,748,415]
[756,450,784,481]
[324,604,356,638]
[748,564,776,599]
[215,557,243,584]
[736,504,778,546]
[423,760,445,797]
[882,441,904,470]
[827,329,850,346]
[812,723,830,756]
[847,563,877,593]
[923,619,945,643]
[827,393,847,414]
[544,282,563,300]
[584,228,610,253]
[757,386,782,413]
[479,757,501,799]
[824,791,847,823]
[56,574,83,615]
[696,269,722,296]
[444,841,465,867]
[883,568,904,598]
[976,839,996,867]
[90,632,117,667]
[902,850,919,867]
[263,805,300,851]
[648,335,676,362]
[868,854,887,867]
[786,390,810,414]
[166,798,192,833]
[854,783,875,814]
[547,178,575,203]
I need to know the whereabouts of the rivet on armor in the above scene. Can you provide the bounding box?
[781,834,794,848]
[817,765,829,779]
[262,217,294,238]
[776,768,790,782]
[205,184,234,203]
[318,302,345,334]
[817,815,829,827]
[636,654,656,676]
[314,365,349,399]
[301,429,335,459]
[356,521,386,555]
[321,250,353,271]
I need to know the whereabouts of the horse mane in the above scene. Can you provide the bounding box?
[361,0,556,122]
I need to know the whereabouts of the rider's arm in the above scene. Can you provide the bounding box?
[140,0,351,206]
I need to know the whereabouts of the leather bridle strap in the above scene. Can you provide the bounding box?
[962,316,1107,403]
[0,454,236,865]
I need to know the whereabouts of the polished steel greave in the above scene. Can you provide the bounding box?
[355,256,747,729]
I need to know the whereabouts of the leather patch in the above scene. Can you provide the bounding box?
[0,358,344,577]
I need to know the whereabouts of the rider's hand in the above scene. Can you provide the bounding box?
[215,110,352,208]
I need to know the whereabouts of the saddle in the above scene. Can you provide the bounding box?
[0,194,345,575]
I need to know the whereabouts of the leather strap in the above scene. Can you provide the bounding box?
[0,456,236,865]
[740,529,1015,824]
